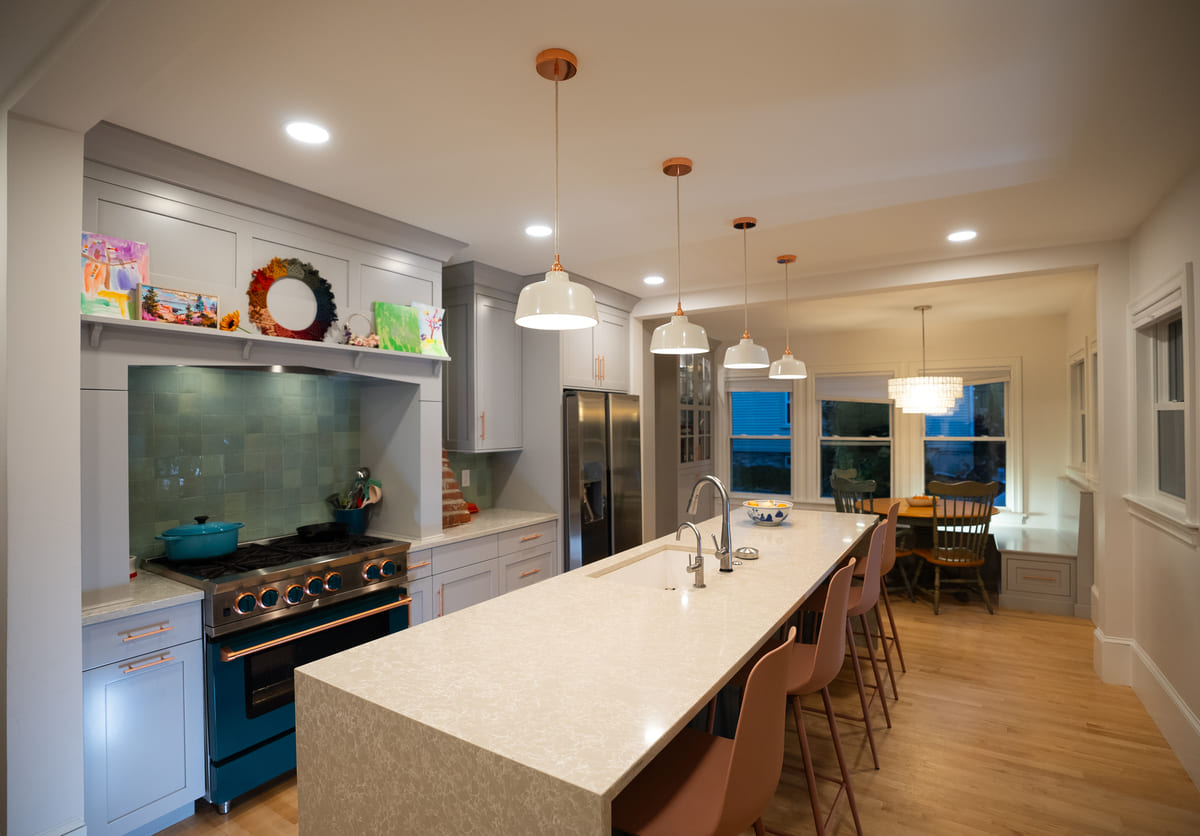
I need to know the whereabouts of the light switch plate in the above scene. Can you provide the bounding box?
[461,469,471,487]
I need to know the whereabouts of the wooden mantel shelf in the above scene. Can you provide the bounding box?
[81,315,451,370]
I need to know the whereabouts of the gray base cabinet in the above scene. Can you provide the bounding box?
[83,602,204,836]
[430,521,558,618]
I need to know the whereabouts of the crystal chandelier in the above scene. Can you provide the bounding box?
[887,305,963,415]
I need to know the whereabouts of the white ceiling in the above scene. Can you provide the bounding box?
[10,0,1200,324]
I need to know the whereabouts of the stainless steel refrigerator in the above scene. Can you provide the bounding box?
[564,391,642,571]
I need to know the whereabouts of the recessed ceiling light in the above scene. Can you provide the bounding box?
[525,224,553,238]
[285,121,330,144]
[643,275,665,286]
[947,229,977,242]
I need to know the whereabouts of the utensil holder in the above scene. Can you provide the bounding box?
[333,506,370,535]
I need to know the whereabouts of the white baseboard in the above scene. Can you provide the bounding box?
[1132,643,1200,790]
[1093,626,1133,684]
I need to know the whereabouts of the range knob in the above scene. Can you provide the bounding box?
[259,588,280,608]
[235,593,257,614]
[305,576,324,596]
[380,559,396,577]
[325,572,343,591]
[363,563,381,582]
[285,584,304,605]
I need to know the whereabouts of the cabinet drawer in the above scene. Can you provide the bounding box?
[405,548,433,580]
[500,545,556,594]
[432,534,498,575]
[1004,556,1073,597]
[83,602,201,671]
[498,521,556,556]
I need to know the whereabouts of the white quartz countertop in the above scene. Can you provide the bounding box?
[383,508,558,551]
[298,508,873,803]
[81,572,203,627]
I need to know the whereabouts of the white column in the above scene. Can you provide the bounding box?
[5,114,86,835]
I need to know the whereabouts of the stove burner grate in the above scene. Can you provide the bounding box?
[157,534,394,580]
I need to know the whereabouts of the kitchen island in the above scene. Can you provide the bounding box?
[294,509,874,835]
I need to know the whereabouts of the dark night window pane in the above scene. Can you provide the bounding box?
[820,401,889,437]
[731,437,790,495]
[731,391,790,436]
[924,440,1006,506]
[925,382,1005,438]
[1158,410,1185,498]
[819,442,891,498]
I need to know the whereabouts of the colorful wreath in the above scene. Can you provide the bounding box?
[247,257,337,341]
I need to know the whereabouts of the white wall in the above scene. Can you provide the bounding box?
[0,104,9,829]
[1117,162,1200,786]
[6,115,86,835]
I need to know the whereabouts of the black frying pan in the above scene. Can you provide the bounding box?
[296,521,349,541]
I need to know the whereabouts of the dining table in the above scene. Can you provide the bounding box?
[866,497,1000,520]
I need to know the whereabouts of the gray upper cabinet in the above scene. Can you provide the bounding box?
[561,302,630,392]
[443,262,524,451]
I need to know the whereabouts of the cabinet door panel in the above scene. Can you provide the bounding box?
[595,305,630,393]
[560,325,597,389]
[406,576,433,626]
[84,638,204,834]
[475,295,522,450]
[436,561,497,617]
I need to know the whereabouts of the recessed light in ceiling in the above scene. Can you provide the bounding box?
[285,121,330,144]
[525,224,553,238]
[643,275,665,286]
[947,229,977,242]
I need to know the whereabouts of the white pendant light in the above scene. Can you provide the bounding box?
[650,157,709,355]
[723,217,770,369]
[768,254,808,379]
[887,305,963,414]
[515,48,598,331]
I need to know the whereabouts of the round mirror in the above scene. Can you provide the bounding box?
[265,277,318,330]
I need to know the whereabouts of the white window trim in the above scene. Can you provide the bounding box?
[1128,261,1196,528]
[1067,344,1088,478]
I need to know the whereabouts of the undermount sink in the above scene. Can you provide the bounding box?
[589,545,703,592]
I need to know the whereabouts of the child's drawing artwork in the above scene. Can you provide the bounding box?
[81,232,148,319]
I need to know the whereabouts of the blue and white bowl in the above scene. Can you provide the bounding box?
[744,499,793,525]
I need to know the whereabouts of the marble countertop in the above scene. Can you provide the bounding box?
[81,572,203,627]
[296,508,873,833]
[379,508,558,551]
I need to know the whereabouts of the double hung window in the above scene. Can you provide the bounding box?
[729,388,791,495]
[924,381,1008,506]
[1154,315,1185,499]
[816,375,892,498]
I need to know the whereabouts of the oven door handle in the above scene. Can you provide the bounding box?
[220,594,412,662]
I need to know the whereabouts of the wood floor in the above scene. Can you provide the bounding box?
[160,597,1200,835]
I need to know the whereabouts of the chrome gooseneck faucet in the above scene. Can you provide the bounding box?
[686,474,733,572]
[676,521,705,589]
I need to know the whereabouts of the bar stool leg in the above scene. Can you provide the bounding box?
[822,687,864,836]
[872,599,900,700]
[845,619,880,769]
[880,582,907,672]
[859,612,892,728]
[791,695,826,836]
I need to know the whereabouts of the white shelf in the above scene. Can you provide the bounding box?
[81,315,450,369]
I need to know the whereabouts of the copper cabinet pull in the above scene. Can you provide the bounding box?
[519,533,542,542]
[601,355,606,380]
[519,568,542,578]
[122,624,173,642]
[1022,574,1057,582]
[408,560,432,570]
[220,594,412,662]
[480,411,486,441]
[438,585,444,617]
[123,654,174,674]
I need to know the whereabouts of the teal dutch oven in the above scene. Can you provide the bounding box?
[156,515,244,560]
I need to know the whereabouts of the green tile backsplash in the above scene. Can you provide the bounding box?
[128,366,362,558]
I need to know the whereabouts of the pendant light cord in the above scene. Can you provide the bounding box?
[675,172,682,309]
[742,227,749,336]
[553,79,560,270]
[783,261,790,351]
[920,307,927,376]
